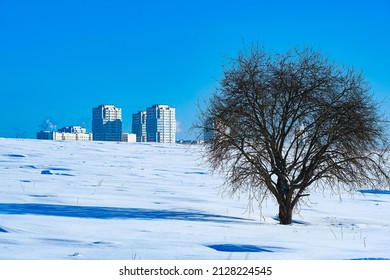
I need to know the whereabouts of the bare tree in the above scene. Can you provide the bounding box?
[195,46,390,225]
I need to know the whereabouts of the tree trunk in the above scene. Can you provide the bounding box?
[276,177,293,225]
[278,202,293,225]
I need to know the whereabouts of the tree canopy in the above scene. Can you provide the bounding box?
[196,46,390,224]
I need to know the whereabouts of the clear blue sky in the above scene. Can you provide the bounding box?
[1,0,389,139]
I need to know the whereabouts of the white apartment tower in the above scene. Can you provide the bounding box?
[146,104,176,143]
[92,104,122,141]
[132,111,147,142]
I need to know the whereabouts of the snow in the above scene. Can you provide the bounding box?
[0,138,389,260]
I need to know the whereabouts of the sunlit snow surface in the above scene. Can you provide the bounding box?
[0,138,389,260]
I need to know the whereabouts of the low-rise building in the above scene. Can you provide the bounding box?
[121,133,137,142]
[37,129,93,141]
[58,126,87,134]
[37,130,54,140]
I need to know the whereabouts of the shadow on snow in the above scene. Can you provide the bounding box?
[358,190,390,195]
[4,154,26,158]
[0,203,252,223]
[272,216,309,225]
[206,244,287,253]
[349,258,390,260]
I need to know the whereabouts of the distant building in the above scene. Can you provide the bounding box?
[132,111,147,142]
[58,126,86,134]
[37,130,93,141]
[53,132,76,141]
[203,117,214,142]
[146,104,176,143]
[121,133,137,143]
[92,104,122,141]
[37,131,54,140]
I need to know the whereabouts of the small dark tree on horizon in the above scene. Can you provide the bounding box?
[195,45,390,225]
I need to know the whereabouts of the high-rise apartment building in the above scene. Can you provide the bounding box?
[132,111,147,142]
[146,104,176,143]
[92,105,122,141]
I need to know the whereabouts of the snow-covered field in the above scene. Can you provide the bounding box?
[0,138,389,260]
